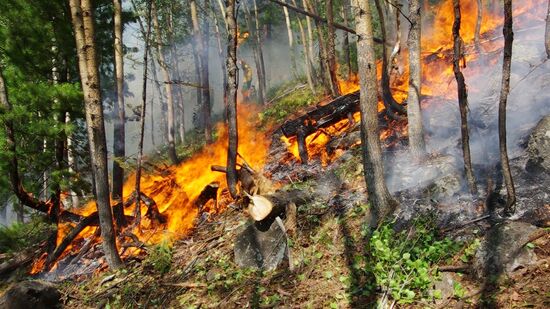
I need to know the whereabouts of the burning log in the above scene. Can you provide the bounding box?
[193,181,219,212]
[211,163,273,195]
[281,91,360,163]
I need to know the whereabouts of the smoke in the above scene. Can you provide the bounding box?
[386,1,550,194]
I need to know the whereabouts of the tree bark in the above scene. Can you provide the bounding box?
[151,0,178,164]
[374,0,406,115]
[135,0,152,227]
[65,112,80,208]
[304,0,333,96]
[452,0,477,195]
[291,0,316,94]
[475,0,483,52]
[202,0,212,142]
[546,0,550,59]
[252,0,267,96]
[112,0,126,227]
[303,0,316,75]
[325,0,340,96]
[212,6,228,112]
[282,0,298,77]
[225,0,239,199]
[407,0,425,157]
[244,2,266,104]
[499,0,516,214]
[354,0,397,226]
[341,1,352,80]
[69,0,123,269]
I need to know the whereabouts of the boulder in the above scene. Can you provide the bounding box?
[0,280,61,309]
[526,115,550,173]
[472,221,539,279]
[234,219,287,271]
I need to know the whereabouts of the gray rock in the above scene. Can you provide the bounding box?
[0,280,61,309]
[234,219,287,271]
[472,221,539,279]
[526,115,550,173]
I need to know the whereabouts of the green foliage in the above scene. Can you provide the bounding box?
[259,79,320,126]
[364,217,460,304]
[460,238,481,263]
[0,215,54,253]
[146,239,173,275]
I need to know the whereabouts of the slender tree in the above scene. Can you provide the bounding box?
[282,0,298,76]
[244,2,267,104]
[202,0,212,142]
[355,0,397,225]
[545,0,550,58]
[291,0,316,94]
[135,0,152,227]
[452,0,477,195]
[499,0,516,214]
[474,0,483,52]
[407,0,425,156]
[112,0,126,227]
[69,0,123,269]
[225,0,239,198]
[340,1,352,80]
[325,0,340,96]
[151,0,178,164]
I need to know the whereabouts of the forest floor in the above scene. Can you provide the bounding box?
[2,80,550,308]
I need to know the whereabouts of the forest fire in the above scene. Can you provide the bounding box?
[29,0,548,276]
[31,104,270,274]
[281,0,548,164]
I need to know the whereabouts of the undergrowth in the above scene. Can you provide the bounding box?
[360,216,461,305]
[0,215,54,253]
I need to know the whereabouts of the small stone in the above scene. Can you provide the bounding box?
[0,280,61,309]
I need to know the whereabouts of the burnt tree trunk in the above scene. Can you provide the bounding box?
[112,0,126,227]
[499,0,516,214]
[70,0,123,269]
[355,0,397,226]
[135,0,152,226]
[226,0,239,199]
[374,0,406,115]
[452,0,477,195]
[407,0,426,156]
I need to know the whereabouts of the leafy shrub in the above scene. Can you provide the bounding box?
[146,239,173,275]
[0,216,54,253]
[364,216,460,304]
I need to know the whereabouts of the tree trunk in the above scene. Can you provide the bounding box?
[304,0,332,96]
[152,0,178,164]
[282,0,298,76]
[190,0,212,143]
[212,7,228,113]
[202,0,212,142]
[135,0,152,227]
[452,0,477,195]
[354,0,397,226]
[291,0,316,94]
[407,0,425,157]
[65,112,80,208]
[112,0,126,227]
[303,0,316,76]
[325,0,340,96]
[253,0,267,95]
[69,0,123,269]
[475,0,483,52]
[225,0,239,199]
[545,0,550,59]
[374,0,406,115]
[341,1,352,80]
[244,2,266,104]
[499,0,516,214]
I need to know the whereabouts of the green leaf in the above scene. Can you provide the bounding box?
[433,289,442,299]
[526,243,535,249]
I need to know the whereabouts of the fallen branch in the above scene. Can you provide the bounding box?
[266,84,307,105]
[438,264,470,273]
